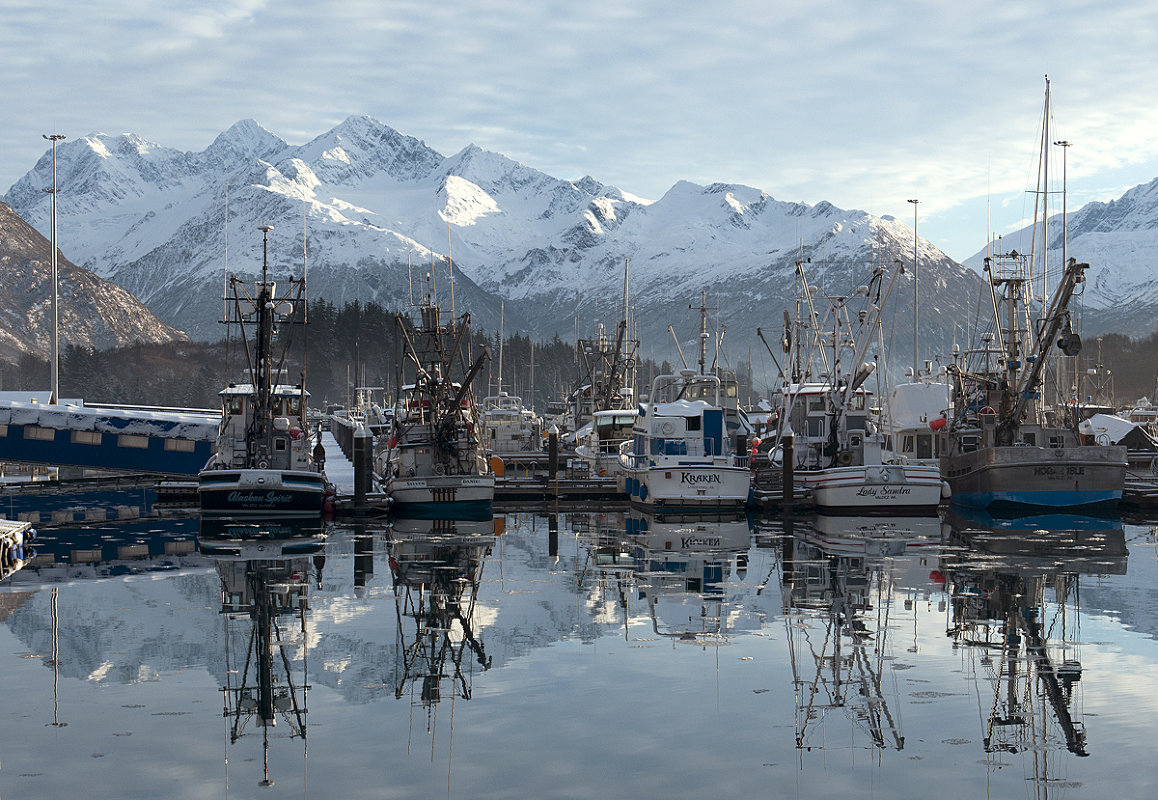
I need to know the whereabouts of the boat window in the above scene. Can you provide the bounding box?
[1022,432,1037,446]
[903,435,915,454]
[807,397,825,413]
[71,430,102,445]
[117,434,149,449]
[686,416,701,431]
[916,434,933,459]
[852,395,866,411]
[225,397,244,416]
[287,397,301,415]
[807,418,824,437]
[275,438,287,451]
[847,414,866,430]
[849,432,863,447]
[23,426,57,441]
[164,439,196,453]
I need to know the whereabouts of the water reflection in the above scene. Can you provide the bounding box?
[198,520,327,786]
[387,515,496,717]
[781,516,938,753]
[571,510,755,646]
[938,510,1128,776]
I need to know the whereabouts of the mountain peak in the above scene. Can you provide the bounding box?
[204,120,286,165]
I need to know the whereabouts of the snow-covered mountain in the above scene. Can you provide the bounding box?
[0,201,187,365]
[962,177,1158,337]
[5,117,988,371]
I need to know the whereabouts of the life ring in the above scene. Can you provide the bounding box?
[661,421,674,435]
[979,406,996,416]
[837,450,853,466]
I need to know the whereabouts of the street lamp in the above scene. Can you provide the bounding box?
[43,133,65,405]
[907,198,919,377]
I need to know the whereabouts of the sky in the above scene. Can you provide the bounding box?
[3,0,1158,262]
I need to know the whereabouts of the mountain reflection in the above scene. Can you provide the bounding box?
[199,519,327,787]
[938,510,1128,771]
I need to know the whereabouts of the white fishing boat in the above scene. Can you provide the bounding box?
[769,260,944,515]
[480,391,543,456]
[379,294,494,516]
[574,408,636,477]
[619,369,751,508]
[198,226,330,520]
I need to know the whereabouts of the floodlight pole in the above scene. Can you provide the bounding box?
[44,133,65,404]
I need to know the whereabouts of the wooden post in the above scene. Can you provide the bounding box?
[548,428,559,480]
[353,428,371,513]
[781,434,794,509]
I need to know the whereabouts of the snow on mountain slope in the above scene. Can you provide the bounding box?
[5,116,997,371]
[962,176,1158,336]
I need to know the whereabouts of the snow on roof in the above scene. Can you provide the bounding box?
[0,399,219,440]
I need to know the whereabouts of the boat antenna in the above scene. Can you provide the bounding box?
[622,258,630,367]
[447,220,456,320]
[407,253,413,308]
[301,201,309,415]
[223,181,231,376]
[907,198,919,376]
[667,324,688,369]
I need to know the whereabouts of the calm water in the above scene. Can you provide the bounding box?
[1,508,1156,799]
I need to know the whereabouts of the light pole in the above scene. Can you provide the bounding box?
[1054,139,1072,409]
[1054,140,1070,267]
[907,198,919,377]
[43,133,65,404]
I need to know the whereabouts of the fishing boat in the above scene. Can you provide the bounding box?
[769,260,945,514]
[198,226,330,520]
[480,391,543,456]
[619,366,751,508]
[941,81,1126,514]
[378,293,494,516]
[575,408,637,477]
[940,253,1126,513]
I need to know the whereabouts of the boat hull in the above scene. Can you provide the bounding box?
[388,474,495,517]
[942,445,1126,514]
[620,464,751,509]
[198,468,326,519]
[795,464,945,515]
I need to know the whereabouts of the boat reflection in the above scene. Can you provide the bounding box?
[781,516,940,753]
[625,509,751,643]
[198,519,326,787]
[938,510,1127,768]
[387,515,496,718]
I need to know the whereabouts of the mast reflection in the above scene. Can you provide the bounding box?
[387,515,496,717]
[782,515,941,753]
[199,519,326,786]
[939,509,1127,765]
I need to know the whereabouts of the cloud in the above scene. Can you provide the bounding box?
[2,0,1158,261]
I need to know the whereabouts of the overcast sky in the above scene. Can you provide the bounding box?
[4,0,1157,261]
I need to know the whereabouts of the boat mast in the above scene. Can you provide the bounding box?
[249,225,275,468]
